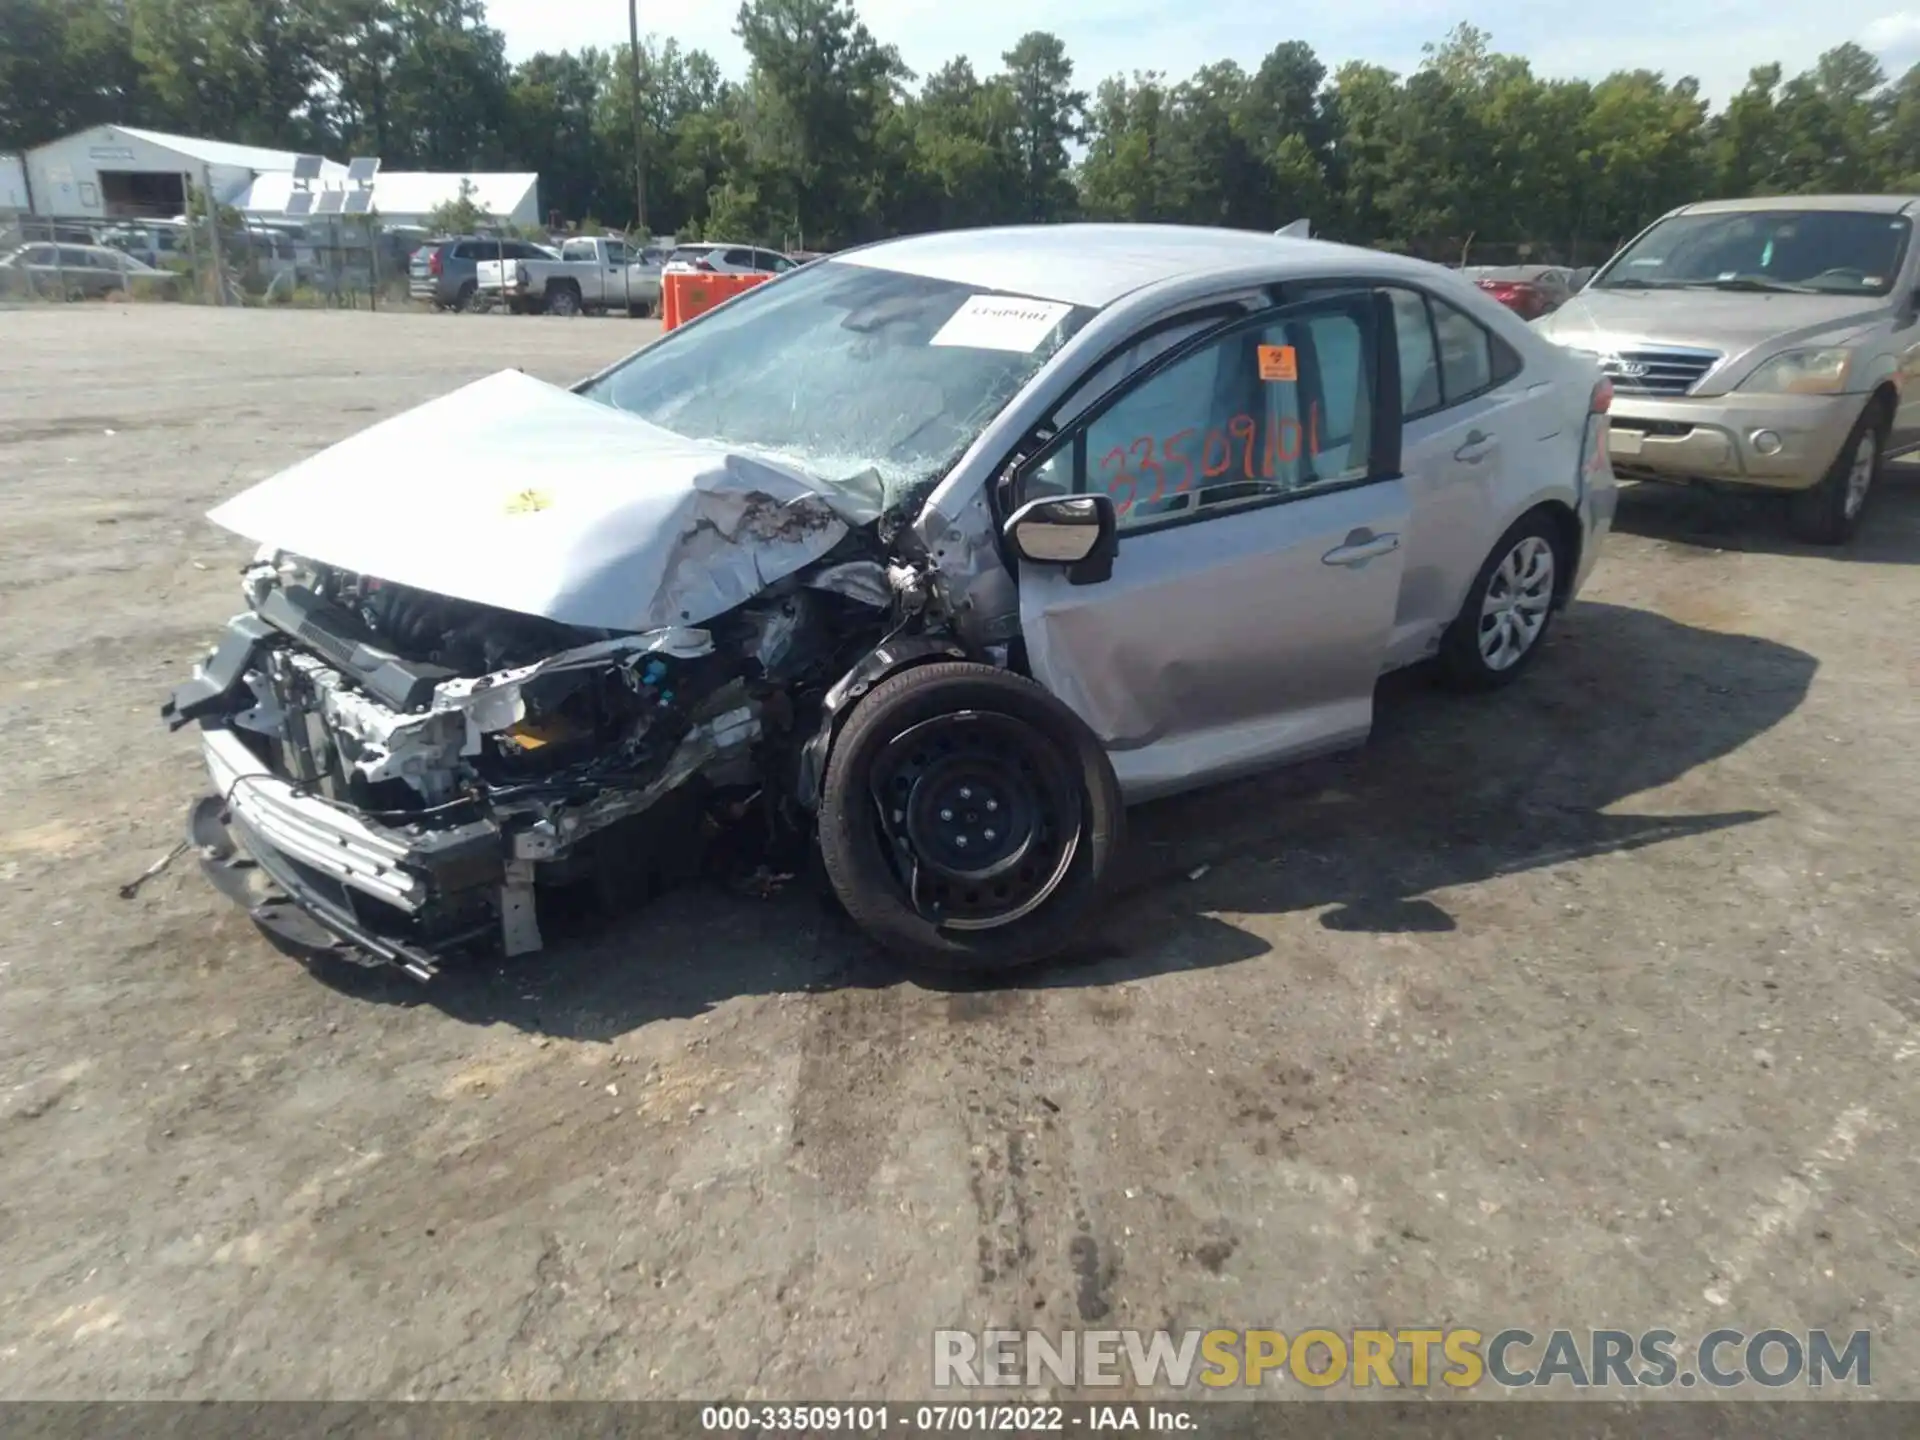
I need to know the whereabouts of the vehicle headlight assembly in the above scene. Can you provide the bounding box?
[1739,347,1854,395]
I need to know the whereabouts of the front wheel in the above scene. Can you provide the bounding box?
[816,662,1125,973]
[1439,512,1566,689]
[1788,403,1884,545]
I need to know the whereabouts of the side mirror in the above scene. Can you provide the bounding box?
[1003,494,1118,585]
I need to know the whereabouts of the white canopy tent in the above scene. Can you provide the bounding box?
[236,171,540,230]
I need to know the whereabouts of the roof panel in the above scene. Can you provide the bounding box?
[110,126,347,177]
[835,223,1391,308]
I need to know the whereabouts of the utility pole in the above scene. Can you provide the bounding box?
[201,163,229,305]
[628,0,647,235]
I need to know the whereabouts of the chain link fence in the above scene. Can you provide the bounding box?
[1,211,421,309]
[4,209,1628,310]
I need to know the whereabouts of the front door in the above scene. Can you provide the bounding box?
[1013,292,1410,802]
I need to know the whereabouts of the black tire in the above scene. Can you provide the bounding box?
[544,282,582,317]
[1439,509,1567,690]
[817,661,1125,973]
[451,280,477,312]
[1788,400,1885,545]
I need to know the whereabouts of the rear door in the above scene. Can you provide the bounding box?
[1013,290,1410,800]
[1360,285,1533,661]
[600,239,632,305]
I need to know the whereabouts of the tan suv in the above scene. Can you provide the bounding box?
[1534,194,1920,543]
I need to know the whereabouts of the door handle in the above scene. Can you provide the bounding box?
[1321,532,1402,567]
[1454,430,1497,463]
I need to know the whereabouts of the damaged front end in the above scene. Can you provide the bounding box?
[166,546,928,978]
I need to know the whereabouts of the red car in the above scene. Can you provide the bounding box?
[1461,265,1575,322]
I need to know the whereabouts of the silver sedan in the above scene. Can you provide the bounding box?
[172,223,1619,975]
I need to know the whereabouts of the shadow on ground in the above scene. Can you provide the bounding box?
[308,600,1816,1038]
[1610,461,1919,564]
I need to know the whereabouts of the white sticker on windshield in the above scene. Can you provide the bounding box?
[930,294,1074,352]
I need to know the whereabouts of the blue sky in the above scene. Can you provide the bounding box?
[487,1,1920,109]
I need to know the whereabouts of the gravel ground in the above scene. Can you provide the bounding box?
[0,306,1914,1401]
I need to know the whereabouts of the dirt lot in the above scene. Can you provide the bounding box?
[0,305,1914,1401]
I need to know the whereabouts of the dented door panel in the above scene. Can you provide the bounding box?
[1020,478,1410,802]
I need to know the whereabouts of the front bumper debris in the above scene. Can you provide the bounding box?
[193,725,505,979]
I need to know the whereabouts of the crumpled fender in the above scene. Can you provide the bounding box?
[794,634,969,810]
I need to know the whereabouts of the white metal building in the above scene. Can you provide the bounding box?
[0,154,27,213]
[22,125,347,219]
[236,171,541,230]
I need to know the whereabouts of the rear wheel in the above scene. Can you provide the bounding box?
[451,280,477,312]
[1439,511,1565,689]
[817,662,1124,973]
[544,282,582,317]
[1788,402,1884,545]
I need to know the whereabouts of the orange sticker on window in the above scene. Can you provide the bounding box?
[1258,345,1298,382]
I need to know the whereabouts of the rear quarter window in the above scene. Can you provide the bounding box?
[1431,298,1501,402]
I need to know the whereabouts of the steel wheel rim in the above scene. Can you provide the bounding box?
[1478,535,1555,671]
[1843,431,1876,518]
[871,712,1082,932]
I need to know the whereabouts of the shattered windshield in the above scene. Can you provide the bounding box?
[1595,210,1912,296]
[579,260,1095,513]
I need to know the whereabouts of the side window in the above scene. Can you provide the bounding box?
[562,240,594,262]
[724,247,755,268]
[1038,301,1378,531]
[1432,299,1493,400]
[60,247,97,268]
[1385,288,1442,417]
[1489,331,1523,385]
[25,246,54,264]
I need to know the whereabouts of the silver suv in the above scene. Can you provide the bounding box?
[1534,194,1920,543]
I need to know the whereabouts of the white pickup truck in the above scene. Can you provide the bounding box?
[475,236,664,317]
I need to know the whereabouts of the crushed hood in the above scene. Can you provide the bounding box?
[208,370,871,632]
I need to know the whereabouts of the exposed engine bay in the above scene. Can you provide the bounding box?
[166,540,951,977]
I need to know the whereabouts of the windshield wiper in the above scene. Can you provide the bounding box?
[1595,277,1690,291]
[1686,278,1817,294]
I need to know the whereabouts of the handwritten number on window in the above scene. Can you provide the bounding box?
[1098,444,1135,516]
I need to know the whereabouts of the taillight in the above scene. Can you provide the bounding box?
[429,248,442,277]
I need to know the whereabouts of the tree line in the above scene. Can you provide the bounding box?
[6,0,1920,259]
